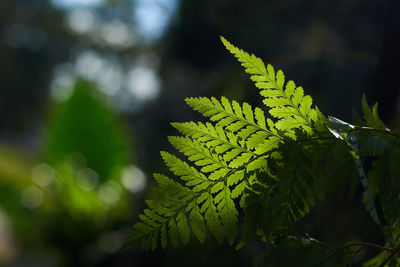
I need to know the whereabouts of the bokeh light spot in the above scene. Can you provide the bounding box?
[126,65,160,101]
[101,20,136,48]
[134,0,178,41]
[99,181,121,204]
[121,165,146,193]
[32,163,54,187]
[51,0,104,9]
[66,8,96,34]
[50,63,76,101]
[98,231,123,253]
[21,186,43,210]
[75,50,105,80]
[76,168,99,191]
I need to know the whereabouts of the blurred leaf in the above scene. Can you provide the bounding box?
[44,80,132,183]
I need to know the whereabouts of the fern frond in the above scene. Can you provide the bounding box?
[368,146,400,232]
[186,96,280,140]
[277,148,315,222]
[216,186,238,245]
[361,94,388,131]
[122,173,191,250]
[161,151,212,192]
[122,36,400,266]
[126,37,333,251]
[172,122,255,168]
[123,154,255,249]
[220,36,326,135]
[189,204,206,243]
[244,145,319,242]
[186,96,285,156]
[327,116,382,225]
[168,136,232,180]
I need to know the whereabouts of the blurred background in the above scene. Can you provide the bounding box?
[0,0,399,266]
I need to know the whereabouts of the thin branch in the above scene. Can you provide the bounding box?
[311,240,392,266]
[378,245,400,267]
[351,246,365,263]
[356,127,400,139]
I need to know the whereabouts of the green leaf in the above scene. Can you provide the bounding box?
[231,181,247,199]
[229,152,253,168]
[168,218,179,247]
[211,181,225,194]
[254,137,281,155]
[361,94,387,130]
[227,170,245,187]
[218,187,238,245]
[177,211,191,244]
[189,205,206,243]
[202,193,224,243]
[160,224,168,249]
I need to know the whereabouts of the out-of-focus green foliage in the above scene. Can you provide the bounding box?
[44,80,132,183]
[40,79,134,221]
[0,79,136,266]
[29,79,135,226]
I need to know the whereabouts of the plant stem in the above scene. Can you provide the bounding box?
[311,240,392,266]
[378,245,400,267]
[357,127,400,139]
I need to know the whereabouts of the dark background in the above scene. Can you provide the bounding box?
[0,0,399,266]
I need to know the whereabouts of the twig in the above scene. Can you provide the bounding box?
[311,241,392,266]
[378,245,400,267]
[351,246,365,261]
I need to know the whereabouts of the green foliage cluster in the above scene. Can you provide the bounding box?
[124,37,400,265]
[45,80,131,183]
[42,80,132,222]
